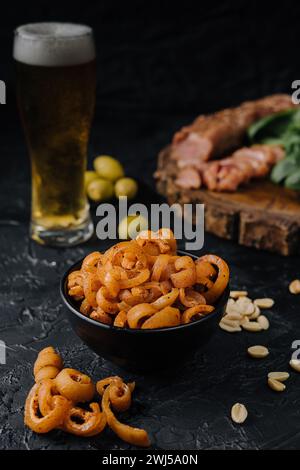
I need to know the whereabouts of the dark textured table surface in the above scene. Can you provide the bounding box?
[1,113,300,451]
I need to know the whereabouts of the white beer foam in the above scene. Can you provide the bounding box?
[13,23,96,66]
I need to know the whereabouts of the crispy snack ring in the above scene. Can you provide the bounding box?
[63,402,106,437]
[117,300,132,312]
[90,308,113,325]
[151,254,170,282]
[55,368,95,403]
[171,256,196,288]
[24,383,70,434]
[102,384,150,447]
[141,306,180,329]
[38,378,61,416]
[82,251,101,273]
[179,287,206,308]
[151,288,179,310]
[114,310,128,327]
[120,287,148,306]
[80,298,92,316]
[118,268,150,289]
[127,303,157,329]
[96,376,123,396]
[195,260,217,287]
[96,376,135,412]
[181,305,215,324]
[156,228,177,254]
[136,229,176,255]
[68,270,83,288]
[35,365,61,383]
[82,272,100,308]
[33,347,63,382]
[197,255,230,304]
[103,270,121,298]
[67,229,229,329]
[96,287,119,314]
[102,241,147,269]
[68,285,84,300]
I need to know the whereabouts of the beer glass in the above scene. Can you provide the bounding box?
[13,23,96,246]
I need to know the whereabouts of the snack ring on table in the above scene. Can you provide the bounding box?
[63,402,106,437]
[197,255,230,304]
[33,347,63,382]
[37,378,62,417]
[35,365,61,383]
[141,306,180,329]
[181,305,215,324]
[96,376,123,396]
[96,376,135,412]
[55,368,95,402]
[24,383,70,434]
[102,384,150,447]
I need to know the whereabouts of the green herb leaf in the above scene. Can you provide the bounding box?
[284,170,300,190]
[248,108,299,143]
[270,158,298,184]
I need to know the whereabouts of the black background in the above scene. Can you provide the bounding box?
[1,0,300,451]
[1,1,300,128]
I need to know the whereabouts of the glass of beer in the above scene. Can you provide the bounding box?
[13,23,96,246]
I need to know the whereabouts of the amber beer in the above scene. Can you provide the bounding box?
[13,23,96,246]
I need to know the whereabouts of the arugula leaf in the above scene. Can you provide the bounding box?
[271,158,298,184]
[248,108,300,190]
[248,109,300,143]
[284,170,300,190]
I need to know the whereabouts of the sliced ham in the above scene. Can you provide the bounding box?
[175,167,202,189]
[171,94,294,166]
[174,145,285,192]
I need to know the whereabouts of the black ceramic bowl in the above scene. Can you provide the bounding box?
[60,251,229,371]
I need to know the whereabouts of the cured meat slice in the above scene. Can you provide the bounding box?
[174,145,285,192]
[174,167,201,189]
[171,94,294,166]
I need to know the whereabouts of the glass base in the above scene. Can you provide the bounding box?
[30,216,94,247]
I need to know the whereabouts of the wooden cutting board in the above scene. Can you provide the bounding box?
[156,147,300,256]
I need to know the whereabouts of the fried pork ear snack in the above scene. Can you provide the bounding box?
[67,229,229,328]
[24,349,149,446]
[34,347,63,383]
[24,383,70,434]
[197,254,230,304]
[55,368,95,403]
[63,403,106,437]
[181,305,215,324]
[38,378,62,417]
[101,381,150,447]
[141,306,180,329]
[96,376,135,412]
